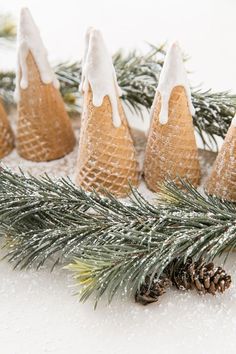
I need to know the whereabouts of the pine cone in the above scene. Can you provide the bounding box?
[135,275,172,305]
[171,257,232,295]
[135,257,231,306]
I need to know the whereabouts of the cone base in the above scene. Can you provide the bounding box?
[75,90,139,197]
[144,86,200,192]
[205,125,236,201]
[16,52,76,162]
[0,101,14,159]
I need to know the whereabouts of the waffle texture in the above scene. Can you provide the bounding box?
[16,52,76,162]
[206,124,236,201]
[0,100,14,158]
[144,86,200,191]
[75,89,139,197]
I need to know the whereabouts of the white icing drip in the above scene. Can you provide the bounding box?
[14,7,60,102]
[156,41,195,125]
[80,28,122,128]
[231,115,236,127]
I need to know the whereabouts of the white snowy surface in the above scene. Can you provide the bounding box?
[0,255,235,354]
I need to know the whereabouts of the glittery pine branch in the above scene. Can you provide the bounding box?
[0,168,232,305]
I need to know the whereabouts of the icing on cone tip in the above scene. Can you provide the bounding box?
[19,7,37,37]
[157,41,195,124]
[15,7,59,102]
[80,27,122,127]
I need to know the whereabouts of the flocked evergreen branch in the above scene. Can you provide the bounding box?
[0,71,15,105]
[0,168,233,304]
[0,14,16,105]
[0,167,159,269]
[191,89,236,147]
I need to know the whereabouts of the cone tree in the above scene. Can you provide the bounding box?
[75,28,139,197]
[15,8,75,162]
[144,42,200,192]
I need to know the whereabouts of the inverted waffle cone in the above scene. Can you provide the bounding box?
[16,52,76,162]
[205,124,236,201]
[144,86,200,191]
[0,100,14,158]
[75,89,139,197]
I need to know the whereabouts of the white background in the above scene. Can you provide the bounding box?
[1,1,236,353]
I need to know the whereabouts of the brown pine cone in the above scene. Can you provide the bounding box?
[135,257,231,306]
[135,275,172,305]
[171,257,232,295]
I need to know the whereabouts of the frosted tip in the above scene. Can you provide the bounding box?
[86,28,109,64]
[19,7,39,38]
[80,27,122,127]
[20,7,30,15]
[15,6,58,96]
[86,26,95,36]
[167,41,182,57]
[172,41,180,47]
[157,40,195,122]
[20,7,32,23]
[90,28,103,44]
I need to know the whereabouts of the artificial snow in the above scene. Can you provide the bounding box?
[0,254,235,354]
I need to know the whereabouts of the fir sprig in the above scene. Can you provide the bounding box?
[0,168,158,269]
[0,168,234,305]
[191,89,236,147]
[0,70,15,105]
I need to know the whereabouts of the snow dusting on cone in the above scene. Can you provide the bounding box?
[75,28,139,197]
[15,8,75,162]
[205,116,236,201]
[144,42,200,191]
[0,100,14,158]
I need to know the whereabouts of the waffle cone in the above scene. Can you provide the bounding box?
[144,86,200,191]
[0,100,14,158]
[75,89,139,197]
[205,124,236,201]
[16,52,76,162]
